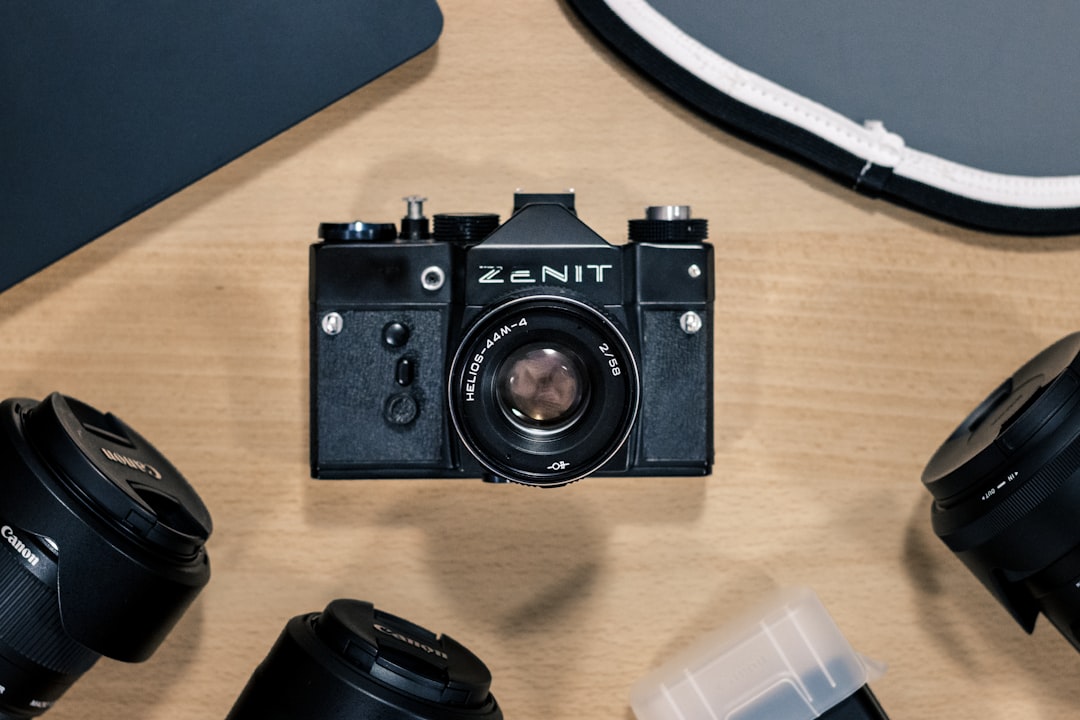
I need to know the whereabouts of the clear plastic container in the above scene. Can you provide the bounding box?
[630,587,886,720]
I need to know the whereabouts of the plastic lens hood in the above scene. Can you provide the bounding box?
[0,393,212,717]
[225,600,502,720]
[922,332,1080,648]
[631,587,888,720]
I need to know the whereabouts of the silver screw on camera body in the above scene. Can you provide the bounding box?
[321,312,344,336]
[680,311,703,335]
[688,264,702,279]
[403,195,427,219]
[421,266,446,291]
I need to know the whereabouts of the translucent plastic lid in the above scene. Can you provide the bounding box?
[630,587,886,720]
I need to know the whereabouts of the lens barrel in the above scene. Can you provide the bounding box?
[922,332,1080,649]
[448,294,640,487]
[225,600,502,720]
[0,393,212,716]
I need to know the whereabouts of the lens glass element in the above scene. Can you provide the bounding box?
[496,344,586,433]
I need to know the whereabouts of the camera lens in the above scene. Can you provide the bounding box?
[225,599,502,720]
[921,332,1080,650]
[0,393,212,717]
[448,294,640,487]
[495,344,587,433]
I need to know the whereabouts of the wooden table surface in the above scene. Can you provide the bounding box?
[3,2,1080,718]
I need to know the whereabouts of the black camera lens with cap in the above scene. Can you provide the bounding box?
[922,332,1080,650]
[0,392,213,717]
[225,599,501,720]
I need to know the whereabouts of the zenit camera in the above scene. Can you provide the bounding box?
[310,191,714,487]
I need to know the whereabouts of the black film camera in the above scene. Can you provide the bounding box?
[922,332,1080,651]
[310,192,714,487]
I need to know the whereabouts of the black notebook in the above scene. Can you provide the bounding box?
[0,1,443,292]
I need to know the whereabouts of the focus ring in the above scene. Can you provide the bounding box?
[937,429,1080,553]
[0,551,97,675]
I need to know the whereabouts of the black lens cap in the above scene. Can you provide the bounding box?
[225,600,501,720]
[21,393,211,556]
[314,600,492,706]
[922,332,1080,502]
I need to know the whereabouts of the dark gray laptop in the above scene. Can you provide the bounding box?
[0,1,442,292]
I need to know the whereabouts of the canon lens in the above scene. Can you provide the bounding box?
[922,332,1080,650]
[225,599,502,720]
[0,393,212,717]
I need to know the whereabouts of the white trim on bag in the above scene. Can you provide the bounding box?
[605,0,1080,210]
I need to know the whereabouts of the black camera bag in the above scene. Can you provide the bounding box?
[567,0,1080,235]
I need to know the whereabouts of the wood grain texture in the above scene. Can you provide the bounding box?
[3,1,1080,718]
